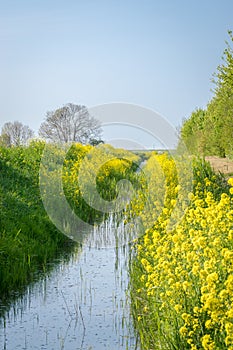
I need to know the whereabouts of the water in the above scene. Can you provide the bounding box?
[0,217,140,350]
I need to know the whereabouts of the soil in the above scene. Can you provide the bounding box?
[205,156,233,175]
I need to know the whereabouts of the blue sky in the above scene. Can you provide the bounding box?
[1,0,233,146]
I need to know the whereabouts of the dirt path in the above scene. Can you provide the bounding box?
[205,156,233,175]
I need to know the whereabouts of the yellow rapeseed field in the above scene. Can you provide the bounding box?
[130,152,233,350]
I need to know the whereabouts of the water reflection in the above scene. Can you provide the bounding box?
[0,216,140,349]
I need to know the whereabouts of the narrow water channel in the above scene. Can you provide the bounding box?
[0,216,140,350]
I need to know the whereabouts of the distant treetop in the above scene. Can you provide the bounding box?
[0,121,34,147]
[39,103,102,145]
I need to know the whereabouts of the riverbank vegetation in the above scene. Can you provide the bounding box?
[0,141,75,301]
[130,153,233,349]
[0,141,140,302]
[2,141,233,349]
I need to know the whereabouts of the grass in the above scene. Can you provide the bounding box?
[0,142,75,303]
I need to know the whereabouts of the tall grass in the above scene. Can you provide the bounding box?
[0,141,75,302]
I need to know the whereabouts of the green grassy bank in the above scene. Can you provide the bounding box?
[0,141,75,301]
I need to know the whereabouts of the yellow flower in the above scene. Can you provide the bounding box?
[182,280,190,292]
[201,334,215,350]
[206,272,219,284]
[143,306,149,312]
[179,326,188,336]
[193,306,200,314]
[225,335,233,346]
[225,322,233,334]
[191,345,197,350]
[128,152,233,348]
[205,319,213,329]
[182,313,192,324]
[174,304,182,313]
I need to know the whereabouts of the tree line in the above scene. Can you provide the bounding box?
[180,31,233,158]
[0,103,103,147]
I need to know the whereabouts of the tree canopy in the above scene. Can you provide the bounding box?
[180,31,233,157]
[0,121,34,147]
[39,103,102,144]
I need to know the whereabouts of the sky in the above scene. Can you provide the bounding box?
[1,0,233,148]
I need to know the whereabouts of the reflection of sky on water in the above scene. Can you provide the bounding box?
[0,219,139,350]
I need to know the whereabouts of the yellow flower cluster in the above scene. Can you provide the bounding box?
[131,154,233,349]
[62,143,140,222]
[128,152,181,231]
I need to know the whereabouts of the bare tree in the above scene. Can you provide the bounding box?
[39,103,102,144]
[1,121,34,147]
[0,133,11,147]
